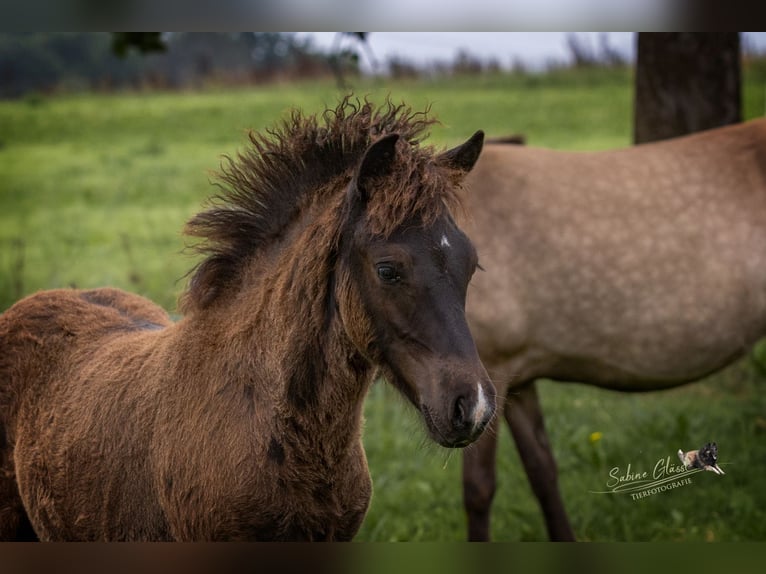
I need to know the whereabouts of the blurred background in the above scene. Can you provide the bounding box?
[1,32,766,542]
[3,32,766,98]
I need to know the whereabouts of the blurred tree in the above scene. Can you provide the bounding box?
[329,32,374,89]
[566,33,598,68]
[634,33,741,144]
[0,33,337,98]
[0,34,62,97]
[111,32,167,57]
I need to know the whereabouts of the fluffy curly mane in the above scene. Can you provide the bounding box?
[180,96,464,313]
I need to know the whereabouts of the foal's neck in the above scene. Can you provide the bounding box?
[217,204,373,441]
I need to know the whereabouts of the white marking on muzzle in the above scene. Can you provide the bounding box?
[440,234,451,248]
[473,382,489,426]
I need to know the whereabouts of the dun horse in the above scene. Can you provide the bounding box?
[461,118,766,540]
[0,99,495,541]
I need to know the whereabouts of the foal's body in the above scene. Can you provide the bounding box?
[0,100,494,541]
[3,268,375,540]
[461,118,766,540]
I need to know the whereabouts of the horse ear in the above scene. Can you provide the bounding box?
[438,130,485,174]
[352,133,400,203]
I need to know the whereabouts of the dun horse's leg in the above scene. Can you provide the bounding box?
[462,411,500,541]
[506,382,575,541]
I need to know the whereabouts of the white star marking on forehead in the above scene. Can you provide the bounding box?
[440,234,451,248]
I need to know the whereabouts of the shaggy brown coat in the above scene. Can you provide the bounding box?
[0,98,490,540]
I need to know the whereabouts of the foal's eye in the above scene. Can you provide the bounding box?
[376,264,400,284]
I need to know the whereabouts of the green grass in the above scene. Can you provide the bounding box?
[0,72,642,312]
[2,66,766,541]
[356,360,766,542]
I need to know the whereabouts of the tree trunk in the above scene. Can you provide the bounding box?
[634,33,741,144]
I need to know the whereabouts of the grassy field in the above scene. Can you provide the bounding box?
[2,64,766,541]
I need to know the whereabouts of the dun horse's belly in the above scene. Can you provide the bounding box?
[473,291,766,392]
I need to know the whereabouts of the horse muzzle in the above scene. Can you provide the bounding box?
[421,378,496,448]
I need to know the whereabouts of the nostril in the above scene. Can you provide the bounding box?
[453,395,466,429]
